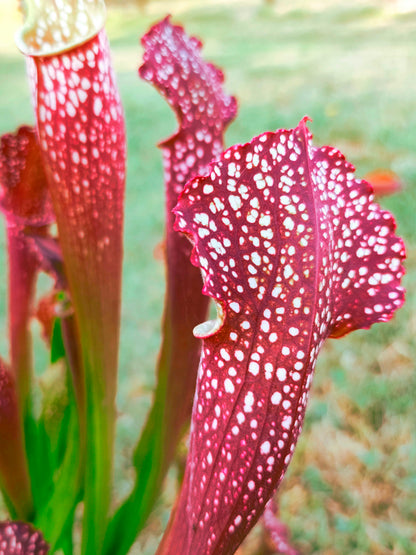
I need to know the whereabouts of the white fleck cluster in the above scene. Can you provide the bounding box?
[139,18,237,203]
[29,29,125,265]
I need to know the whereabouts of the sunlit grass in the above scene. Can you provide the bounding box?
[0,0,415,553]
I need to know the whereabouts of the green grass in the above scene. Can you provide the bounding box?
[0,0,415,553]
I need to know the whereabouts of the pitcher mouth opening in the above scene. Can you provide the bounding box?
[193,301,224,338]
[15,0,106,57]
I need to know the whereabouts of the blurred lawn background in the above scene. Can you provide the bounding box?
[0,0,415,553]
